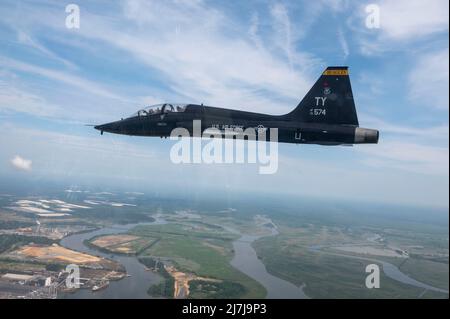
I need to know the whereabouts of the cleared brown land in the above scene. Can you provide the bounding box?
[90,235,157,255]
[91,235,139,248]
[17,244,101,264]
[165,265,221,299]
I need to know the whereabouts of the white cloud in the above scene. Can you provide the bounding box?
[357,141,449,175]
[338,28,350,60]
[0,0,448,207]
[357,114,449,176]
[270,3,294,69]
[0,0,318,115]
[0,56,125,101]
[10,155,32,171]
[16,30,78,70]
[102,0,314,112]
[353,0,449,55]
[0,80,63,117]
[361,114,449,142]
[248,13,261,48]
[379,0,449,40]
[0,73,135,124]
[324,0,349,12]
[408,49,449,110]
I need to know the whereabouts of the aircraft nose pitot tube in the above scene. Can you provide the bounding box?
[354,127,379,144]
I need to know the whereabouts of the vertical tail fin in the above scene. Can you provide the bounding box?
[286,66,359,126]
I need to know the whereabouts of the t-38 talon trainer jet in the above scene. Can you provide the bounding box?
[95,66,379,145]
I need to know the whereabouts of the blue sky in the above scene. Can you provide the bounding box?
[0,0,448,208]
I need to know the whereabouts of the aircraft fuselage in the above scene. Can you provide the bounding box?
[95,67,379,146]
[95,105,379,145]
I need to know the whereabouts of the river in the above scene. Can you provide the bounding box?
[59,218,308,299]
[222,221,308,299]
[309,245,448,295]
[59,219,442,299]
[59,221,165,299]
[231,234,308,299]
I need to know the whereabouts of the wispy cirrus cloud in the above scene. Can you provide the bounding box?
[361,114,449,142]
[408,48,449,110]
[0,0,322,116]
[16,30,78,70]
[270,3,295,69]
[358,141,449,175]
[357,113,449,176]
[338,28,350,60]
[0,80,63,118]
[0,56,125,101]
[0,0,448,207]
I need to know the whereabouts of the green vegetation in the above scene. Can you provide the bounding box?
[0,193,447,299]
[45,263,64,272]
[0,234,55,254]
[189,280,246,299]
[254,235,437,299]
[72,206,155,225]
[399,258,449,291]
[139,257,174,298]
[131,223,266,298]
[245,209,449,299]
[125,237,160,255]
[131,223,237,241]
[0,220,34,230]
[0,260,47,273]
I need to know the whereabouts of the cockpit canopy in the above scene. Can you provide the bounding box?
[130,103,188,118]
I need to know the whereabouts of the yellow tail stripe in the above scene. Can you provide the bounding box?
[323,69,349,76]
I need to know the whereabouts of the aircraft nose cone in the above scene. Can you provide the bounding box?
[94,122,116,134]
[94,119,131,135]
[94,124,107,131]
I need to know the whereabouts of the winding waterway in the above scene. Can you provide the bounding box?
[231,234,308,299]
[309,245,448,295]
[59,218,308,299]
[60,221,165,299]
[59,218,445,299]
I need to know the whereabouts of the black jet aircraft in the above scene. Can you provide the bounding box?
[95,66,379,145]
